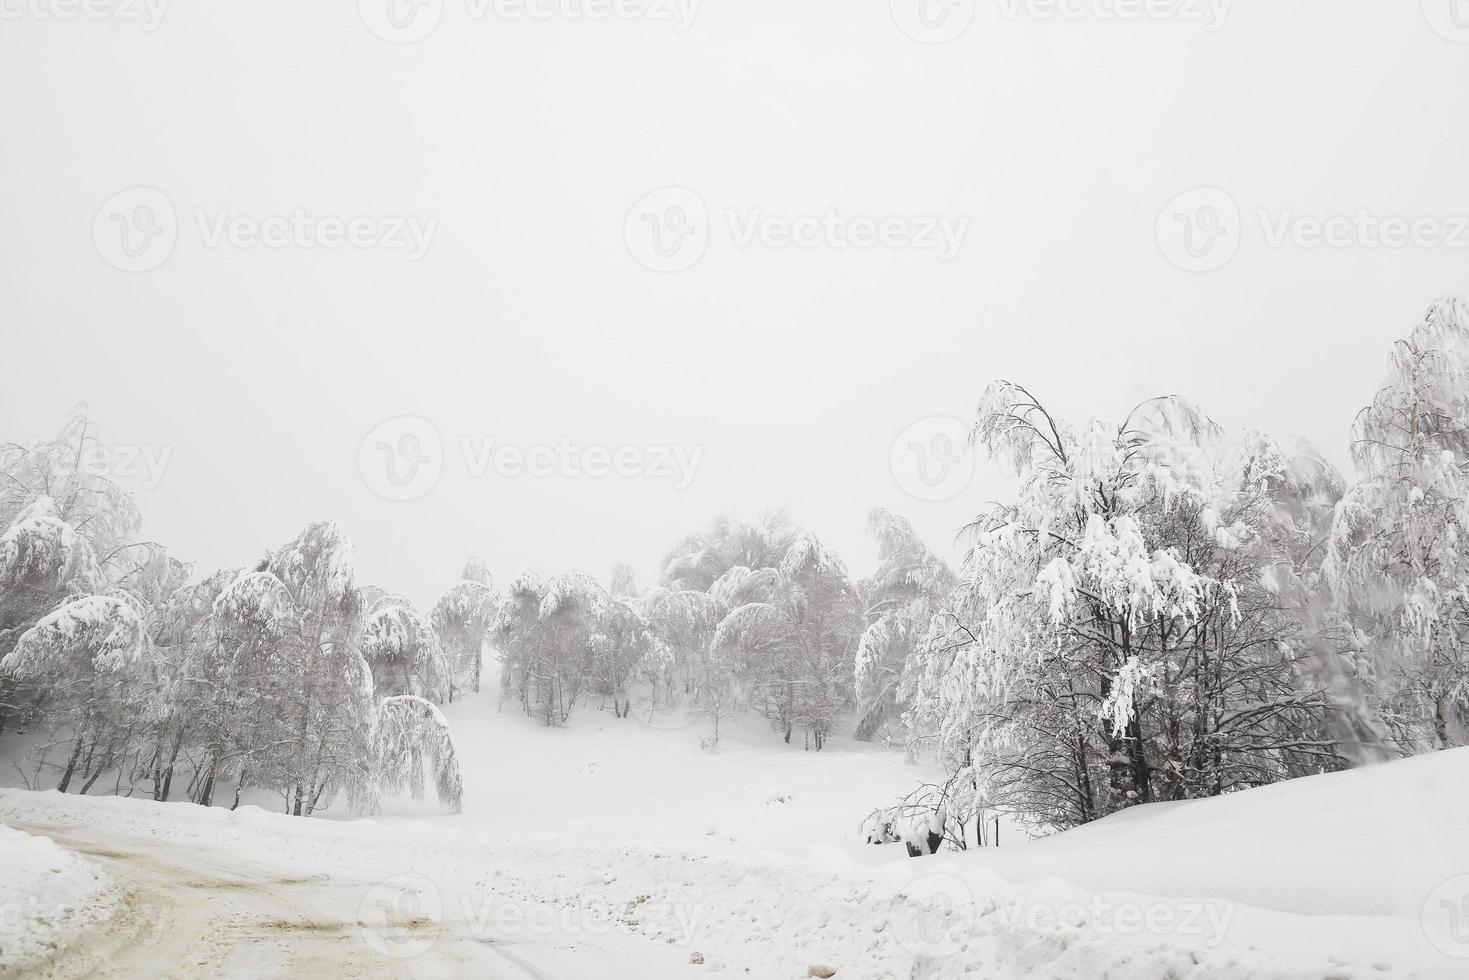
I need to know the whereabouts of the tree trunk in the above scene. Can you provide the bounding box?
[157,725,186,802]
[80,767,106,795]
[1125,714,1153,803]
[57,739,84,793]
[0,678,16,735]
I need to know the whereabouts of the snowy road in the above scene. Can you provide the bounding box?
[5,822,547,979]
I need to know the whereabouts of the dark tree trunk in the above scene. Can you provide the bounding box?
[80,767,105,795]
[57,739,84,793]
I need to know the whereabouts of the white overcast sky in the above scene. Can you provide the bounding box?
[3,1,1468,604]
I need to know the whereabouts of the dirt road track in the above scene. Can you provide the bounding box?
[7,822,550,979]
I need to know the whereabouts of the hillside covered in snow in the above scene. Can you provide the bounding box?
[5,688,1467,978]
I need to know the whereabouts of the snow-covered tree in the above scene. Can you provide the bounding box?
[361,600,450,703]
[854,509,955,742]
[430,576,498,698]
[493,571,603,725]
[0,410,189,782]
[903,382,1342,832]
[609,562,640,598]
[458,556,490,587]
[587,595,653,718]
[142,567,236,802]
[0,498,101,672]
[1326,298,1469,751]
[660,510,798,591]
[372,695,463,813]
[639,586,724,702]
[708,533,863,749]
[0,410,142,568]
[205,524,377,815]
[0,595,151,792]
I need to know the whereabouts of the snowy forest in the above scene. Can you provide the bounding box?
[3,296,1468,843]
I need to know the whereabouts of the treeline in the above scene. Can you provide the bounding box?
[490,511,948,751]
[5,297,1468,836]
[870,296,1469,848]
[0,444,464,815]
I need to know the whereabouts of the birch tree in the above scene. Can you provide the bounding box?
[1326,297,1469,750]
[903,382,1342,831]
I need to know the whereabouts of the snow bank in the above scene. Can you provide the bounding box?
[0,822,116,972]
[4,684,1467,978]
[5,748,1467,979]
[973,744,1469,918]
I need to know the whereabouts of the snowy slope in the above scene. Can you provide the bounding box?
[919,746,1469,979]
[974,746,1469,916]
[3,736,1467,977]
[278,681,952,865]
[0,823,116,972]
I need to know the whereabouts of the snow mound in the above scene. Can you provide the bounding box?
[0,822,116,971]
[977,745,1469,917]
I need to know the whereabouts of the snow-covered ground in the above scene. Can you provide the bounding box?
[0,823,115,972]
[4,689,1469,978]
